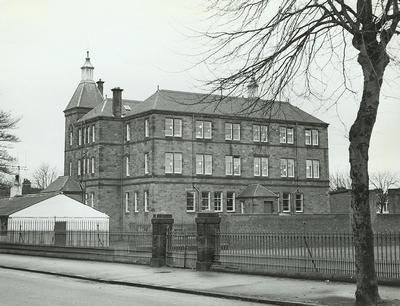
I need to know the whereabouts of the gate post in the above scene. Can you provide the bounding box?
[195,212,221,271]
[150,213,173,267]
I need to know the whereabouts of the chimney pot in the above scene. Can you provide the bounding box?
[111,87,123,118]
[96,79,104,97]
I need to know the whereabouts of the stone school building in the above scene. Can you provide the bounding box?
[64,54,330,231]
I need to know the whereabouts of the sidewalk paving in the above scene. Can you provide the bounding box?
[0,254,398,306]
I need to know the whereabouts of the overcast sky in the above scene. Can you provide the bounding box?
[1,0,399,181]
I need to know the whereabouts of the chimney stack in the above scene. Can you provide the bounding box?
[10,174,22,198]
[96,79,104,97]
[111,87,123,118]
[247,76,259,98]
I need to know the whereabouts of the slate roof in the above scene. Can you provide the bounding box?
[78,89,327,125]
[237,184,279,199]
[0,193,57,217]
[42,176,82,194]
[64,81,104,111]
[78,98,142,122]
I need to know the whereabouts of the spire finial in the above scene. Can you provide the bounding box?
[81,51,94,81]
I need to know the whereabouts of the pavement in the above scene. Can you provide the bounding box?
[0,254,399,306]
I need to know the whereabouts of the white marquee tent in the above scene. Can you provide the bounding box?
[0,193,109,247]
[8,194,109,231]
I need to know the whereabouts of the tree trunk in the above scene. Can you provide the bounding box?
[349,49,389,306]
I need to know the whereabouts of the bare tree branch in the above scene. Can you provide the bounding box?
[32,164,59,190]
[370,171,399,213]
[200,1,400,304]
[0,110,20,176]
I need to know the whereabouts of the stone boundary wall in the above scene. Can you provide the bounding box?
[220,213,352,233]
[0,243,150,265]
[373,214,400,232]
[220,213,400,233]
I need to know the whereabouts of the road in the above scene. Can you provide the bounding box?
[0,268,270,306]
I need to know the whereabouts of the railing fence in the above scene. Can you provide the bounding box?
[1,222,399,282]
[214,231,400,281]
[166,226,197,269]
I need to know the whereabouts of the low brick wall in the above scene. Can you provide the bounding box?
[220,214,352,233]
[0,243,150,265]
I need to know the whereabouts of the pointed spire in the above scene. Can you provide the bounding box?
[81,51,94,81]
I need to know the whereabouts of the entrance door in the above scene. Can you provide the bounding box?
[54,221,67,246]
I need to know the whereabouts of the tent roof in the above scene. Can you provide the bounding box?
[0,194,108,219]
[0,193,57,217]
[237,184,279,199]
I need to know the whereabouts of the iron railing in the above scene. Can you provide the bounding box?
[0,230,151,250]
[214,231,400,280]
[166,228,197,269]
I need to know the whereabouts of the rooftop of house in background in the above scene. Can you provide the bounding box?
[42,176,82,194]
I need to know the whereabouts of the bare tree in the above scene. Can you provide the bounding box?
[0,110,19,176]
[370,171,399,213]
[200,1,400,304]
[32,164,59,190]
[330,171,352,191]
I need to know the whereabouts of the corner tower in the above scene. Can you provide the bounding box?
[64,52,104,177]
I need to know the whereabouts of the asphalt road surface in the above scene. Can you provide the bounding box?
[0,268,270,306]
